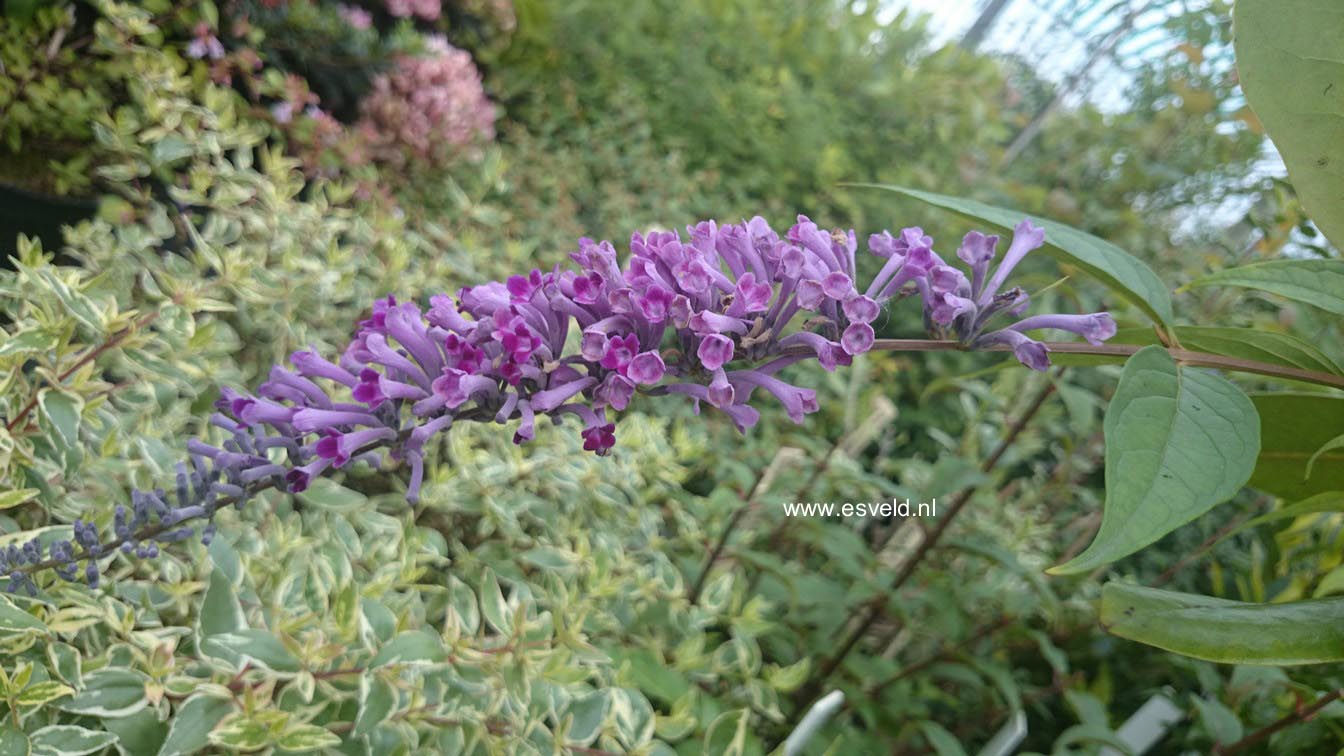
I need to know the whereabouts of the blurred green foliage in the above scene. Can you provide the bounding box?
[1,0,1342,754]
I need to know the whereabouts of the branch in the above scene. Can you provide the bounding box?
[859,339,1344,390]
[6,311,161,432]
[862,615,1016,699]
[1212,689,1344,755]
[11,407,496,578]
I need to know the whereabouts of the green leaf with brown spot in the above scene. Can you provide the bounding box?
[1102,582,1344,664]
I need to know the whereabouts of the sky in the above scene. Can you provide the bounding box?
[882,0,1294,245]
[881,0,1189,110]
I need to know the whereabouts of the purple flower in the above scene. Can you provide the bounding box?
[316,427,397,467]
[734,273,773,312]
[627,352,666,385]
[599,334,640,371]
[697,334,735,371]
[731,371,818,424]
[841,324,875,356]
[974,329,1052,371]
[689,310,748,337]
[581,423,617,455]
[842,294,879,324]
[979,220,1046,306]
[1008,313,1117,346]
[957,231,999,295]
[595,374,636,411]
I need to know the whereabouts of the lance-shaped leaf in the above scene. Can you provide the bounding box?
[1052,325,1344,381]
[1050,346,1260,575]
[1234,0,1344,250]
[1102,582,1344,664]
[852,184,1174,325]
[1186,260,1344,316]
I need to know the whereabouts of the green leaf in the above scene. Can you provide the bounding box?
[0,596,48,633]
[1101,582,1344,664]
[1051,346,1260,574]
[480,569,511,635]
[198,568,244,667]
[360,598,397,644]
[1226,492,1344,540]
[59,670,150,718]
[611,649,690,705]
[30,725,118,756]
[1107,326,1343,378]
[149,137,193,166]
[1063,690,1108,727]
[701,709,752,756]
[520,547,577,572]
[31,268,103,334]
[0,727,30,756]
[610,688,655,750]
[1234,0,1344,249]
[206,538,242,585]
[274,724,339,753]
[1186,260,1344,315]
[38,390,83,448]
[445,578,480,636]
[0,329,57,358]
[917,721,968,756]
[15,681,74,707]
[207,715,272,751]
[1247,394,1344,500]
[1193,696,1244,745]
[156,694,234,756]
[567,690,610,745]
[1307,433,1344,480]
[1052,723,1133,753]
[297,479,369,512]
[352,674,396,737]
[368,630,447,667]
[101,709,167,756]
[201,629,301,673]
[852,184,1173,324]
[47,643,82,687]
[1313,564,1344,597]
[0,488,40,511]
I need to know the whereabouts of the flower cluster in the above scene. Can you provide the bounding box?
[2,419,286,595]
[8,215,1114,593]
[186,22,225,61]
[876,221,1117,370]
[386,0,441,21]
[339,3,375,30]
[356,36,496,164]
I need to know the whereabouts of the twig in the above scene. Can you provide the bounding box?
[853,339,1344,390]
[688,450,789,605]
[1212,689,1344,755]
[862,615,1016,699]
[6,311,160,432]
[12,407,495,578]
[743,435,847,596]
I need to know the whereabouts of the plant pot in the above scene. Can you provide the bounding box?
[0,181,98,260]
